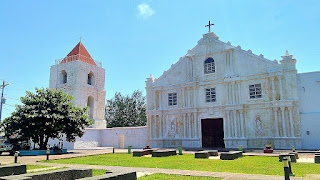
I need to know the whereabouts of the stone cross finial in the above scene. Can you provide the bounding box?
[285,50,289,56]
[205,21,215,32]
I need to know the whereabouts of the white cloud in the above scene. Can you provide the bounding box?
[137,3,155,19]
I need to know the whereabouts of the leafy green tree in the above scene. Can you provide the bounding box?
[105,90,147,127]
[1,88,92,150]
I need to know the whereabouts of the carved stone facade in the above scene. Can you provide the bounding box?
[146,32,302,149]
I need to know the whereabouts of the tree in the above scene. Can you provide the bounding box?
[105,90,147,127]
[1,88,92,150]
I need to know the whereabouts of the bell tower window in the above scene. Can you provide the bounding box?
[204,57,215,74]
[88,72,95,85]
[61,70,67,84]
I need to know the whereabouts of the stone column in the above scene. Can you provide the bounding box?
[240,111,245,137]
[148,115,152,138]
[194,113,197,138]
[226,83,229,104]
[229,111,234,137]
[188,113,192,138]
[238,82,241,104]
[289,107,295,137]
[153,91,156,109]
[279,77,284,100]
[159,114,163,138]
[274,107,280,137]
[187,88,191,107]
[183,113,187,138]
[224,112,228,138]
[233,110,238,137]
[231,83,235,104]
[182,88,185,107]
[280,107,287,137]
[271,77,276,101]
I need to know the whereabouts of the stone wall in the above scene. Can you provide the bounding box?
[298,71,320,149]
[73,126,148,149]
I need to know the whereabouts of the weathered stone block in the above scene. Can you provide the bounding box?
[315,155,320,163]
[290,152,299,159]
[279,154,296,163]
[195,151,209,159]
[132,151,144,157]
[78,171,136,180]
[220,151,242,160]
[0,164,27,177]
[207,150,218,156]
[152,150,176,157]
[0,168,92,180]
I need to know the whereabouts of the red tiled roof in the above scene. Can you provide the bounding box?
[60,41,97,66]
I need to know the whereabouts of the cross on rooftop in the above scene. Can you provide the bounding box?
[205,21,214,32]
[79,36,82,42]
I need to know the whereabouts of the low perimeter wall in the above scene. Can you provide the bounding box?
[74,126,148,149]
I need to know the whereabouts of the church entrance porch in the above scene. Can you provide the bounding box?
[201,118,225,148]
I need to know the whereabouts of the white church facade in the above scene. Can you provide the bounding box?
[49,30,320,150]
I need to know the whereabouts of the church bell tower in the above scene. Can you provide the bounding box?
[49,41,106,128]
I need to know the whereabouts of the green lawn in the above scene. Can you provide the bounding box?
[42,154,320,177]
[92,169,108,176]
[139,173,221,180]
[27,165,50,170]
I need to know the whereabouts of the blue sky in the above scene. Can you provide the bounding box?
[0,0,319,120]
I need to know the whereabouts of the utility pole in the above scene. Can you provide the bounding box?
[0,80,9,123]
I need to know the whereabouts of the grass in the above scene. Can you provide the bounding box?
[139,173,222,180]
[92,169,108,176]
[27,165,49,170]
[43,154,320,177]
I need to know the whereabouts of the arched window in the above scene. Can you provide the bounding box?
[87,96,94,119]
[204,57,215,74]
[87,72,95,85]
[61,70,67,84]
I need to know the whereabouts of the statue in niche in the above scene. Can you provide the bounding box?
[255,115,264,136]
[166,116,176,138]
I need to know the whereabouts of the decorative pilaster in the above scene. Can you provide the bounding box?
[188,113,192,138]
[240,111,245,137]
[280,107,287,137]
[233,110,238,137]
[279,77,284,100]
[271,77,276,101]
[148,115,152,138]
[289,107,295,137]
[193,113,197,138]
[184,113,187,138]
[274,107,280,137]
